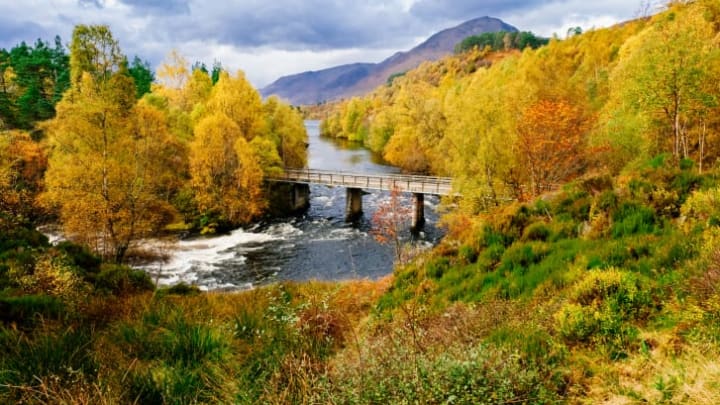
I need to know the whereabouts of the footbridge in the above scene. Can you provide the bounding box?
[268,168,454,231]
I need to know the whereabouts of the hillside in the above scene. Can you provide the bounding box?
[261,16,517,105]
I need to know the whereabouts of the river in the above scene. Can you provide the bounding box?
[142,121,444,291]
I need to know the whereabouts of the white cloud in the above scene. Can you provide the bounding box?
[1,0,644,88]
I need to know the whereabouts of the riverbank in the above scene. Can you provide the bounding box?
[133,120,445,291]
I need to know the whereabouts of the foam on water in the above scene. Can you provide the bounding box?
[144,226,283,288]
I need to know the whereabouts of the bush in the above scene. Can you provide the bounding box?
[499,242,549,274]
[426,257,450,279]
[523,222,552,241]
[611,203,658,238]
[457,245,478,264]
[95,264,155,295]
[54,241,102,278]
[318,340,566,404]
[555,268,655,358]
[162,282,202,296]
[0,294,65,326]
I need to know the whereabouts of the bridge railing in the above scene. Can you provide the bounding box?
[269,168,455,196]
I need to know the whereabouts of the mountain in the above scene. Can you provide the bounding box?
[261,17,517,105]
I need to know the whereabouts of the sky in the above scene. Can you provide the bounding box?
[0,0,660,88]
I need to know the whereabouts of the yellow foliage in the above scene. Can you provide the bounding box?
[189,112,265,224]
[44,73,177,263]
[261,96,308,168]
[206,70,264,140]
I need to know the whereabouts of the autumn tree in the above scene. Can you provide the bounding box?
[189,112,265,226]
[70,25,123,88]
[608,3,719,165]
[205,70,264,140]
[43,26,176,263]
[372,187,413,265]
[261,96,308,168]
[516,99,590,197]
[0,130,47,224]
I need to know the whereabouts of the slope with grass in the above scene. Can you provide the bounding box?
[2,159,720,403]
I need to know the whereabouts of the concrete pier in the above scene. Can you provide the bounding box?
[411,193,425,232]
[345,187,363,222]
[291,183,310,211]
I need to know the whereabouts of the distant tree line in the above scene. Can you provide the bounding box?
[454,31,549,54]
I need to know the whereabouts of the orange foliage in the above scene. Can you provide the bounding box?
[516,99,591,198]
[0,130,47,221]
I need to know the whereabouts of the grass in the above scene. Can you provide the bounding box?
[2,166,720,403]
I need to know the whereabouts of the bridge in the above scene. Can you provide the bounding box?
[268,168,454,231]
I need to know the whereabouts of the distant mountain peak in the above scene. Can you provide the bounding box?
[261,17,517,105]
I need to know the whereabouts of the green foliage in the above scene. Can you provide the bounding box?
[0,326,96,394]
[128,56,154,99]
[95,264,155,295]
[555,268,655,358]
[455,31,549,53]
[320,337,565,404]
[0,36,70,129]
[162,282,202,296]
[523,221,552,241]
[119,303,235,404]
[611,203,658,238]
[0,294,65,326]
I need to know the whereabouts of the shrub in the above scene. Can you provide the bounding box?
[95,264,155,295]
[555,268,655,358]
[499,242,549,274]
[318,340,566,404]
[426,257,450,279]
[681,187,720,227]
[457,245,478,264]
[611,203,658,238]
[162,282,202,296]
[0,294,64,326]
[54,241,102,278]
[523,222,552,241]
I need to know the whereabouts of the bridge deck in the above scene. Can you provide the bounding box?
[269,169,454,196]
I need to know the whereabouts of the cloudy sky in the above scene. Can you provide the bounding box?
[0,0,658,88]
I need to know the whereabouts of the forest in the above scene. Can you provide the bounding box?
[1,0,720,403]
[1,25,308,264]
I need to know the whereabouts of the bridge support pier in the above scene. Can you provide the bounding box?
[346,188,363,222]
[291,183,310,211]
[411,193,425,233]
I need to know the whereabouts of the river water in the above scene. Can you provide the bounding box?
[143,121,444,291]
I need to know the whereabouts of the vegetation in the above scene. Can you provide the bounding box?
[321,0,720,210]
[3,1,720,404]
[1,24,308,264]
[454,30,549,53]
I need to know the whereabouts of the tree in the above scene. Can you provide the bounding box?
[609,4,718,163]
[206,70,264,140]
[0,130,47,223]
[128,56,154,99]
[516,99,590,197]
[372,187,413,265]
[189,112,265,226]
[0,36,70,129]
[43,27,176,263]
[261,96,308,168]
[69,25,123,88]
